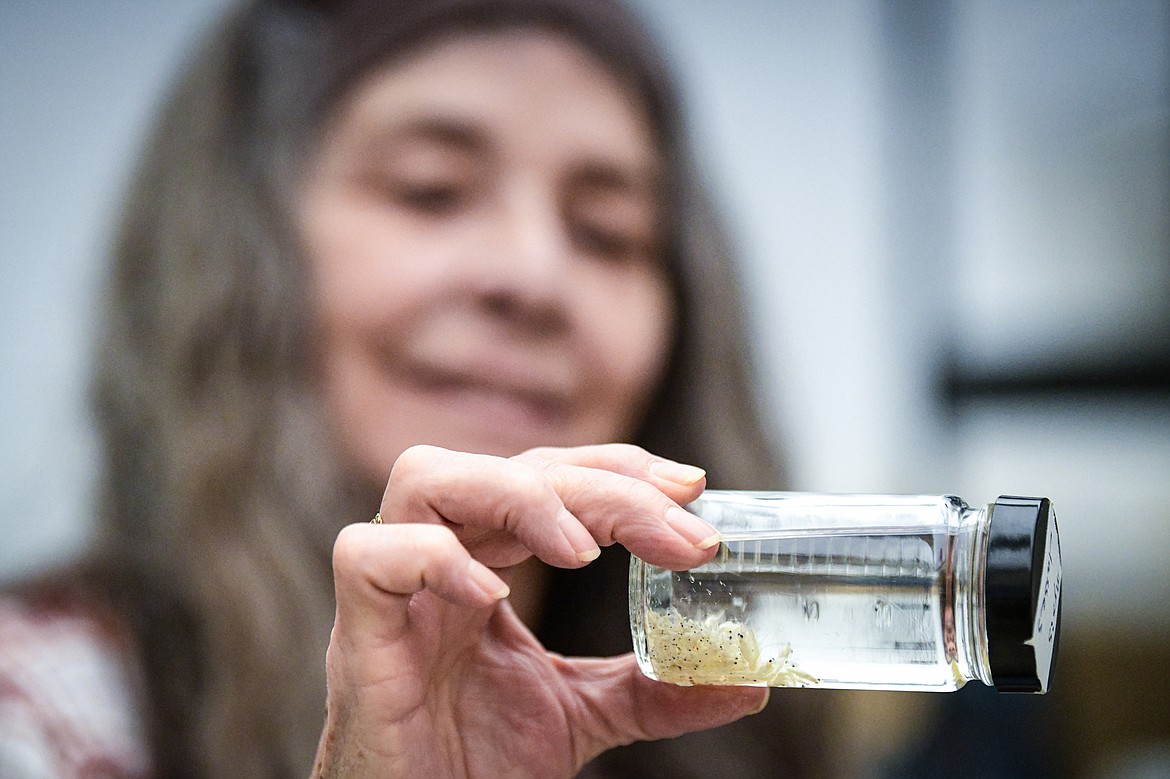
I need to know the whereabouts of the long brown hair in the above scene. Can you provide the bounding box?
[86,0,815,775]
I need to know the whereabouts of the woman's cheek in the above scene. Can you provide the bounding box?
[587,273,673,403]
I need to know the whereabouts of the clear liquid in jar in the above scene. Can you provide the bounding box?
[632,530,963,691]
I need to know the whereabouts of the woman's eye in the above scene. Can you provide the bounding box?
[394,182,464,214]
[568,186,659,265]
[362,169,468,215]
[573,221,636,261]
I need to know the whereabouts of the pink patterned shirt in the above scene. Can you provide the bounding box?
[0,598,151,778]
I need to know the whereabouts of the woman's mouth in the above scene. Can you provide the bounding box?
[387,347,578,437]
[408,362,571,423]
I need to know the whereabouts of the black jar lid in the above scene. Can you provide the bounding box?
[985,496,1062,693]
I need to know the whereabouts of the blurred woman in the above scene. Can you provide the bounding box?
[0,0,832,776]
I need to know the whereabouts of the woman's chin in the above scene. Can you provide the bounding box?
[349,387,587,480]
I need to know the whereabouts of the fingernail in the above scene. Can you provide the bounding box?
[558,508,601,563]
[665,506,721,549]
[468,560,510,600]
[649,460,707,486]
[751,688,771,715]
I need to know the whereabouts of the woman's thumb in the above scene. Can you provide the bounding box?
[564,654,769,763]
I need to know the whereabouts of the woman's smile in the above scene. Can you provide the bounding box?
[388,338,577,432]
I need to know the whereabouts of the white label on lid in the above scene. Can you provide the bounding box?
[1027,512,1062,693]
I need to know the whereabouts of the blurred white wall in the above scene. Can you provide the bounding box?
[2,1,1167,637]
[636,0,1170,634]
[1,0,236,576]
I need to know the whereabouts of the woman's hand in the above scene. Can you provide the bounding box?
[311,444,769,778]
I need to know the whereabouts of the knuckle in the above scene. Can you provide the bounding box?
[410,526,469,581]
[571,465,660,521]
[332,523,371,575]
[489,460,563,529]
[514,446,570,470]
[387,444,447,489]
[517,445,557,461]
[410,523,460,560]
[507,463,560,511]
[606,442,647,459]
[575,442,647,463]
[519,442,654,474]
[609,473,670,519]
[394,443,446,472]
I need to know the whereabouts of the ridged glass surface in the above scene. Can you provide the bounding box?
[631,493,966,691]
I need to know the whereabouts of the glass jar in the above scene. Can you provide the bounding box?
[630,492,1061,693]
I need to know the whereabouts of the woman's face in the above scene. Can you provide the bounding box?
[300,29,674,485]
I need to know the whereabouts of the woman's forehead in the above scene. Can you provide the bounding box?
[322,28,661,172]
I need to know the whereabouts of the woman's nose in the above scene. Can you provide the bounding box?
[471,182,573,332]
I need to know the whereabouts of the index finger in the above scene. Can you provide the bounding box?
[533,461,721,570]
[519,444,709,504]
[516,444,722,569]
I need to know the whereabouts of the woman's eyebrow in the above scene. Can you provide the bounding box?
[360,114,660,195]
[573,162,661,199]
[366,115,491,155]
